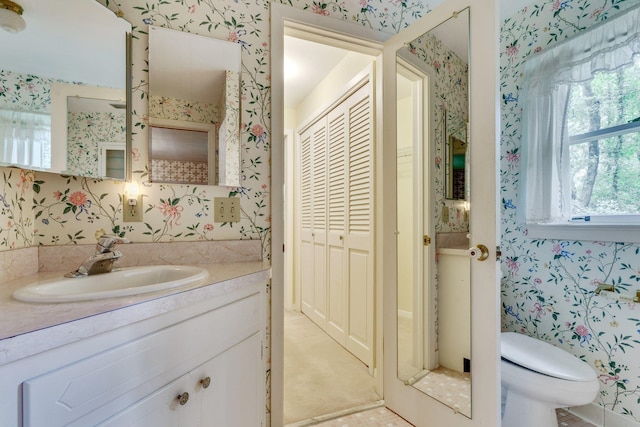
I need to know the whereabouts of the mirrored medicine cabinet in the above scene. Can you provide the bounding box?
[148,25,242,187]
[0,0,132,181]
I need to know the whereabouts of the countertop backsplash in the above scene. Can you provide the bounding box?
[38,239,262,272]
[0,240,261,286]
[0,247,38,285]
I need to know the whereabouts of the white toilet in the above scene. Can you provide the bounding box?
[501,332,599,427]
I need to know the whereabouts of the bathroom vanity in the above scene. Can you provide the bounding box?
[0,262,270,426]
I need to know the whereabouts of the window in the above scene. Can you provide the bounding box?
[522,5,640,241]
[567,58,640,219]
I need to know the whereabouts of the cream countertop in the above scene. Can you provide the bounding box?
[0,262,270,366]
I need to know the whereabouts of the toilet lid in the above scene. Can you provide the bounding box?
[501,332,597,382]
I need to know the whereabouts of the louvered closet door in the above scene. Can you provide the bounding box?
[299,130,315,319]
[344,81,374,368]
[296,68,374,369]
[300,119,328,327]
[325,107,347,345]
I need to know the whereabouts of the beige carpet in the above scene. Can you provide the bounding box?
[284,310,381,425]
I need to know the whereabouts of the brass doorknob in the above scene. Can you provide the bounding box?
[468,244,489,261]
[200,376,211,389]
[177,392,190,405]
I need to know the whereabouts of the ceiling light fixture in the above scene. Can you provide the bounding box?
[0,0,25,34]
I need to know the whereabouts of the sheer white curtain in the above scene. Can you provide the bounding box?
[522,5,640,223]
[0,110,51,169]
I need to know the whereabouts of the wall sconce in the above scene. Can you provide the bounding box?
[123,181,143,222]
[0,0,26,33]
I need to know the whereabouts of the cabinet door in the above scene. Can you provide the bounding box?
[194,332,264,426]
[95,374,192,427]
[98,141,126,179]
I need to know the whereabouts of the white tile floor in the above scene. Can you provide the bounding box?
[311,407,597,426]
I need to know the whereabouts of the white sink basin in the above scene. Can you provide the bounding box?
[13,265,209,303]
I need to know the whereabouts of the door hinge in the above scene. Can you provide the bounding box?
[423,235,431,246]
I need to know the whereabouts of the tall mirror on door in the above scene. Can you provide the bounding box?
[148,26,241,187]
[0,0,131,180]
[396,8,471,417]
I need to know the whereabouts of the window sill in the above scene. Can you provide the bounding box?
[526,223,640,243]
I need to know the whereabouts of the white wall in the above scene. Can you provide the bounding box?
[295,51,374,127]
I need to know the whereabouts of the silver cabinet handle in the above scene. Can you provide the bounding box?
[177,392,189,405]
[200,376,211,389]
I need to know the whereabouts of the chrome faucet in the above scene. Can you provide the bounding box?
[65,235,129,278]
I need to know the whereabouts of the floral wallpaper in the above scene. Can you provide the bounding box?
[67,111,126,178]
[219,69,241,186]
[149,95,219,124]
[0,70,57,113]
[0,168,35,249]
[500,0,640,423]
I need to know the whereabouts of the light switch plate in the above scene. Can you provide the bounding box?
[214,197,240,222]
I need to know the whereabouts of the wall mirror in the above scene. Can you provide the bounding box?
[0,0,131,180]
[395,7,471,417]
[148,26,241,187]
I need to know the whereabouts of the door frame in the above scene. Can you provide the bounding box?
[271,5,387,425]
[381,0,500,425]
[396,56,439,374]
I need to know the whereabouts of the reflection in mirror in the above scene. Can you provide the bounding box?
[50,83,127,180]
[149,119,215,185]
[67,96,126,180]
[148,26,241,186]
[444,112,468,200]
[396,7,471,417]
[0,0,131,179]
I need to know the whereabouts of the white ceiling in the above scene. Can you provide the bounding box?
[283,36,359,109]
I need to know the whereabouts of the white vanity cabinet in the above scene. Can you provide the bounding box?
[99,333,263,427]
[0,280,266,427]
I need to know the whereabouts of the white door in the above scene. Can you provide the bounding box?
[342,80,375,368]
[381,0,500,425]
[298,72,375,369]
[299,119,328,327]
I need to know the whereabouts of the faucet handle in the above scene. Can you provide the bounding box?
[96,235,130,253]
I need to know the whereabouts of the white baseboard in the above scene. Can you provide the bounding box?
[569,402,640,427]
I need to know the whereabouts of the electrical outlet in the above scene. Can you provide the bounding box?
[441,205,449,222]
[122,195,143,222]
[214,197,240,222]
